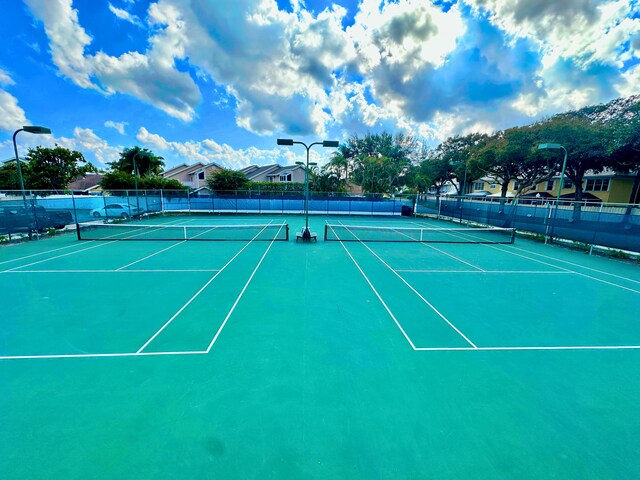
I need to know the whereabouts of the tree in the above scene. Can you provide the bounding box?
[537,115,609,201]
[25,145,94,191]
[344,132,417,193]
[429,133,490,194]
[0,162,21,190]
[109,146,164,177]
[100,171,187,191]
[205,169,249,192]
[310,167,346,193]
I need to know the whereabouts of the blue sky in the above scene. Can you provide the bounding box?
[0,0,638,171]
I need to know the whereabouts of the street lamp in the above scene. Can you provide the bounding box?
[132,150,149,218]
[12,126,52,206]
[277,138,339,241]
[538,143,568,242]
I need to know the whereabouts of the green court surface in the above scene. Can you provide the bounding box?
[1,214,639,479]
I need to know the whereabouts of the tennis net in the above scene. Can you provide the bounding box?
[324,224,515,244]
[78,222,289,241]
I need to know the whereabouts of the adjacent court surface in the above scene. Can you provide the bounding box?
[1,213,639,479]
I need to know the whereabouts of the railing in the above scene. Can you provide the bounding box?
[417,195,640,253]
[0,190,416,240]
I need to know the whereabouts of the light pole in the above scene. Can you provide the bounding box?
[132,150,149,218]
[277,138,339,241]
[12,126,52,206]
[538,143,568,242]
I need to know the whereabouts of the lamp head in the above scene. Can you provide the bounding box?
[295,161,304,165]
[322,140,339,148]
[23,126,51,135]
[538,143,562,150]
[277,138,294,146]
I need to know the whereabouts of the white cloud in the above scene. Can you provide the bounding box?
[104,120,128,135]
[0,69,28,133]
[464,0,639,68]
[108,2,143,26]
[135,126,318,169]
[0,127,121,166]
[25,0,201,121]
[0,90,29,133]
[0,68,15,86]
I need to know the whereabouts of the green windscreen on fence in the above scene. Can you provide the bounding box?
[324,224,516,244]
[78,222,289,241]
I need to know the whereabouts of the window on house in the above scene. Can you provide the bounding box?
[198,172,205,180]
[561,178,572,189]
[473,181,484,190]
[546,180,555,190]
[513,181,520,191]
[489,183,496,189]
[530,184,537,191]
[279,172,292,182]
[585,178,610,191]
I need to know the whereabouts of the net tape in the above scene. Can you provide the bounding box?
[78,222,289,241]
[324,224,515,244]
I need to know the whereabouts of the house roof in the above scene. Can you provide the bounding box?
[241,164,280,180]
[68,174,104,192]
[264,165,305,177]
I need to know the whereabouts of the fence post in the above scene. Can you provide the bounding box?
[188,190,191,214]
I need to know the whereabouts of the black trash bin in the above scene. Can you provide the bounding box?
[401,205,413,216]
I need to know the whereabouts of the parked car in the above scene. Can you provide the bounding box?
[0,205,73,234]
[89,203,145,219]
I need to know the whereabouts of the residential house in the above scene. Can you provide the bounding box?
[162,162,223,189]
[240,164,306,183]
[68,173,104,194]
[470,169,639,204]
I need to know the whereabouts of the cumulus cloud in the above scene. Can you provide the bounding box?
[104,120,128,135]
[21,0,640,146]
[108,2,143,26]
[0,69,28,133]
[463,0,639,68]
[136,126,289,168]
[25,0,201,121]
[0,127,121,165]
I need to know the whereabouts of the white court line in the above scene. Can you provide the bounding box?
[339,222,477,348]
[411,220,640,294]
[136,221,275,353]
[394,226,484,271]
[116,241,186,270]
[205,222,287,352]
[2,218,189,272]
[0,242,86,266]
[2,269,220,273]
[0,350,207,361]
[507,244,640,285]
[414,345,640,351]
[395,270,575,274]
[326,223,417,350]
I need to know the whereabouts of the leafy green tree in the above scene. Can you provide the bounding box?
[420,155,454,195]
[0,162,21,190]
[109,146,164,177]
[24,145,94,191]
[537,115,609,201]
[205,169,249,192]
[338,132,417,193]
[429,133,489,194]
[100,171,187,191]
[310,167,346,193]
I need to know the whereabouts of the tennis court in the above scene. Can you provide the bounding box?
[1,213,639,478]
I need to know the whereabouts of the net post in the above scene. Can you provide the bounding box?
[510,228,516,244]
[183,226,187,240]
[285,224,289,241]
[324,224,328,241]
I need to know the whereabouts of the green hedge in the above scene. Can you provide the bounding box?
[245,182,305,192]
